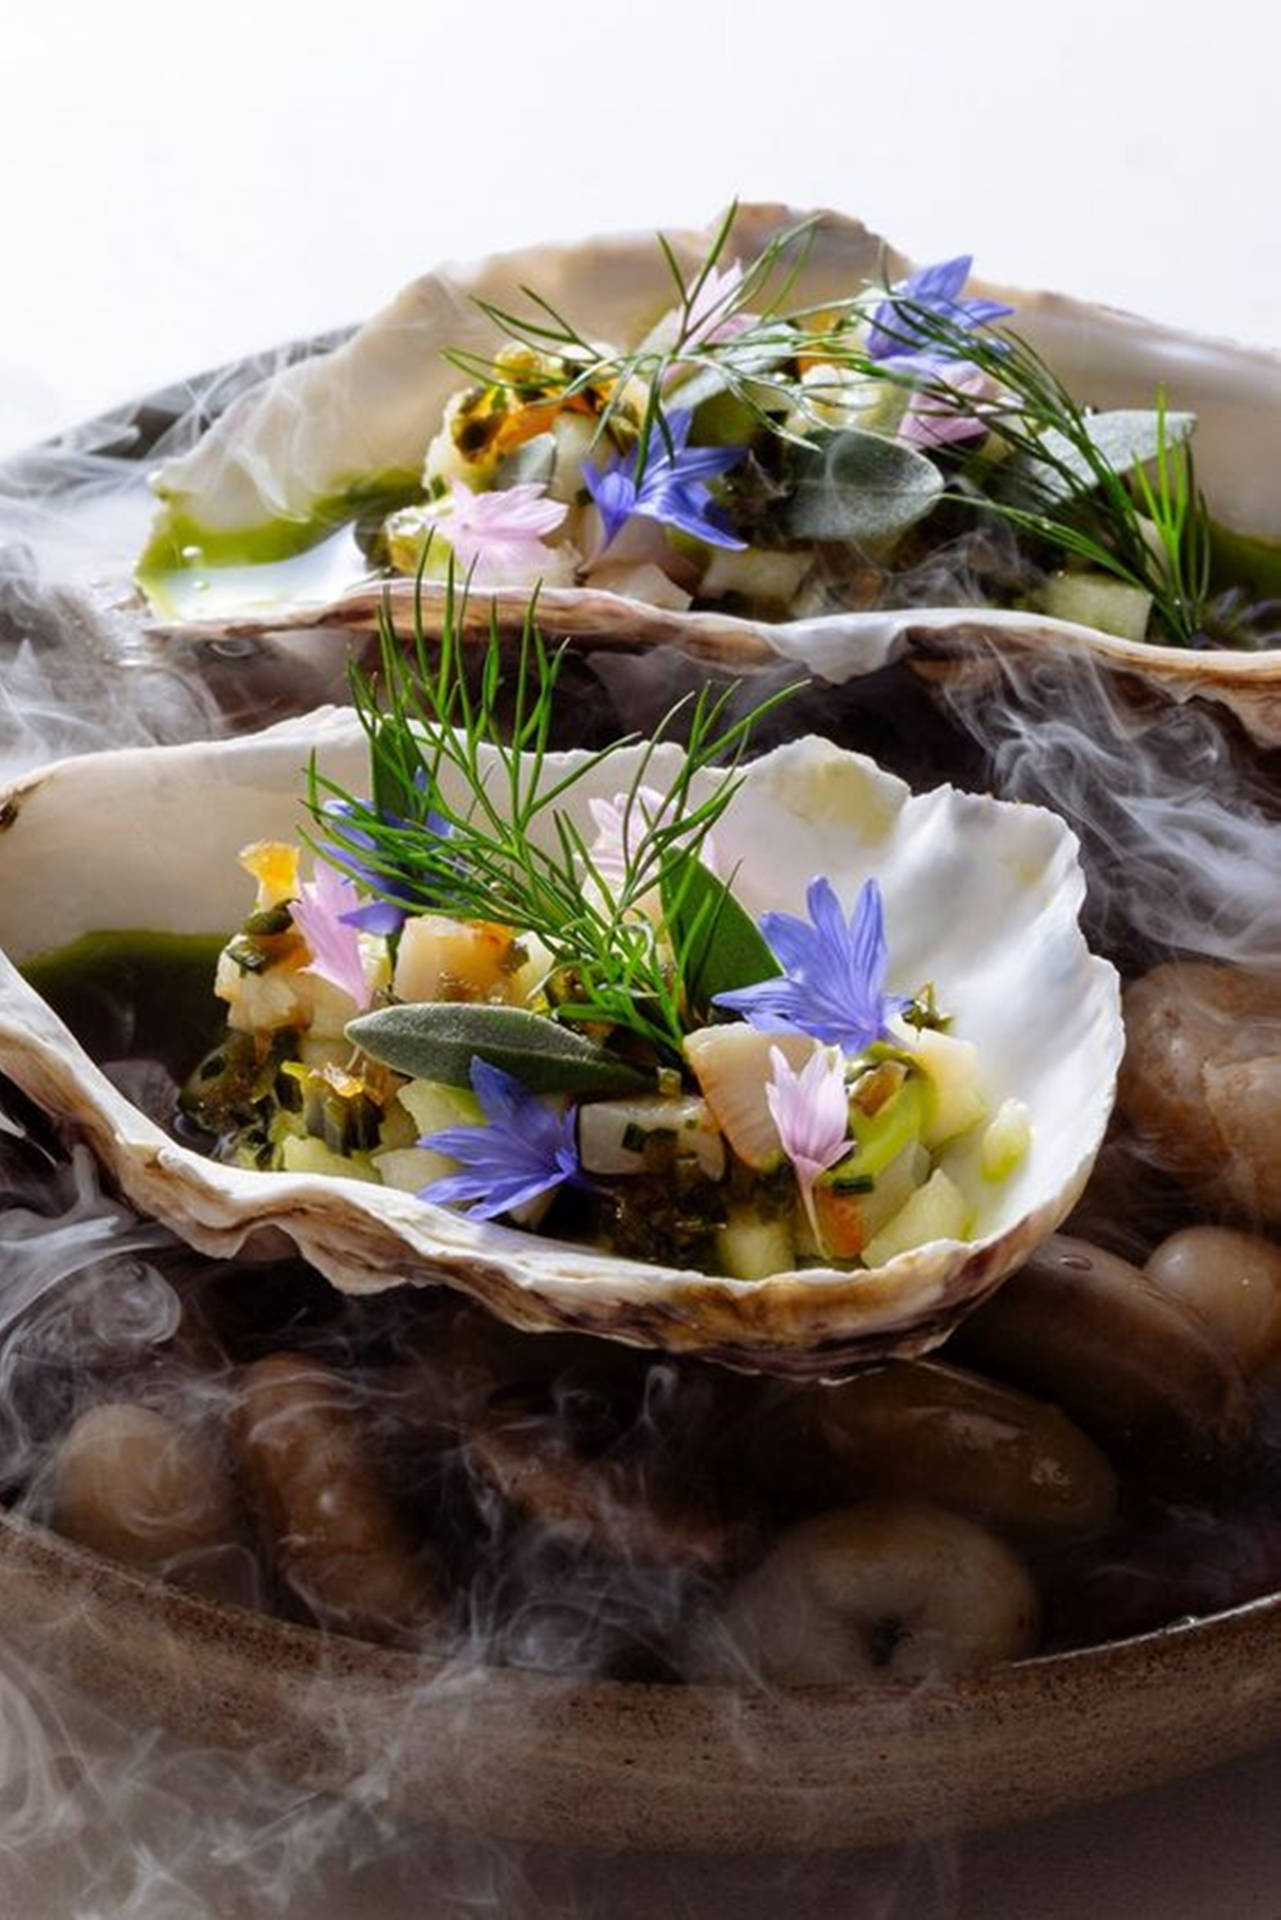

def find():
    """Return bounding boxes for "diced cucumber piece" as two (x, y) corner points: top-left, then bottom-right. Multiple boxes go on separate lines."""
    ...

(862, 1169), (970, 1266)
(217, 949), (305, 1034)
(395, 1078), (483, 1137)
(278, 1136), (379, 1183)
(377, 1098), (420, 1151)
(546, 413), (598, 503)
(296, 1063), (382, 1155)
(715, 1207), (795, 1281)
(980, 1099), (1033, 1180)
(508, 932), (555, 1006)
(1039, 571), (1153, 644)
(386, 507), (457, 579)
(373, 1145), (459, 1193)
(847, 1073), (927, 1176)
(297, 1035), (353, 1072)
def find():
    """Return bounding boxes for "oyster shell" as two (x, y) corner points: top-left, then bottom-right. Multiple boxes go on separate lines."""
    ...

(0, 711), (1121, 1377)
(137, 204), (1281, 745)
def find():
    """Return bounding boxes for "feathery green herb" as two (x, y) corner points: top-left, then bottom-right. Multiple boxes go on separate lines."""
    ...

(858, 303), (1215, 643)
(307, 565), (800, 1066)
(447, 205), (1218, 645)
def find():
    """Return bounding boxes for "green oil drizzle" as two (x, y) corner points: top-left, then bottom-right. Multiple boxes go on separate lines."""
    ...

(22, 931), (229, 1077)
(135, 468), (424, 604)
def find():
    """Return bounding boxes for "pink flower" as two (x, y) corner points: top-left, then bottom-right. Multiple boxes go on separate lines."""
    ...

(896, 367), (1002, 451)
(682, 262), (756, 350)
(418, 479), (567, 588)
(765, 1045), (849, 1246)
(587, 785), (720, 894)
(292, 862), (373, 1010)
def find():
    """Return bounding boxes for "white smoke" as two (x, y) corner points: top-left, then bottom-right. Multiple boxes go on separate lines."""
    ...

(1, 351), (1279, 1913)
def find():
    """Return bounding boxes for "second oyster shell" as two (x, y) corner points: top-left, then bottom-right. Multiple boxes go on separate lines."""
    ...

(137, 204), (1281, 747)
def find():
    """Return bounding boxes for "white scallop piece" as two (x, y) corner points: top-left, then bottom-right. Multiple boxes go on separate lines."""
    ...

(137, 203), (1281, 746)
(0, 709), (1122, 1377)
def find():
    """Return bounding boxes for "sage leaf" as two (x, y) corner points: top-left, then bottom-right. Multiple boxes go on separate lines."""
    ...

(1004, 409), (1196, 503)
(661, 853), (779, 1020)
(347, 1003), (654, 1095)
(783, 428), (944, 545)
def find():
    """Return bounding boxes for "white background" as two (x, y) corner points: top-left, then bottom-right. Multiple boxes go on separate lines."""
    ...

(2, 2), (1280, 1914)
(3, 0), (1281, 454)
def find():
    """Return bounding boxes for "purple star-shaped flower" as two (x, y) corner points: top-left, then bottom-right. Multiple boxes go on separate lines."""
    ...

(321, 795), (455, 939)
(866, 255), (1014, 368)
(416, 1058), (583, 1223)
(583, 409), (746, 551)
(712, 877), (911, 1054)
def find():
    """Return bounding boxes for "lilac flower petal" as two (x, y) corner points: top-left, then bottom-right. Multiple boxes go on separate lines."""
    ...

(906, 256), (973, 304)
(867, 255), (1015, 364)
(470, 1057), (530, 1132)
(753, 909), (821, 977)
(583, 463), (638, 545)
(680, 263), (753, 352)
(417, 476), (567, 585)
(415, 1057), (581, 1222)
(898, 392), (992, 451)
(765, 1045), (850, 1246)
(713, 877), (905, 1053)
(585, 407), (744, 552)
(650, 443), (742, 482)
(637, 489), (746, 550)
(340, 899), (407, 936)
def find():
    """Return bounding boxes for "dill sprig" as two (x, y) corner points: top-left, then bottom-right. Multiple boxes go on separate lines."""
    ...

(307, 566), (799, 1065)
(444, 200), (826, 476)
(445, 207), (1216, 645)
(851, 299), (1215, 644)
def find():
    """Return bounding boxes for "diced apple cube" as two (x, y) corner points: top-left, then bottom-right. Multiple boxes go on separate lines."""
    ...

(862, 1169), (970, 1267)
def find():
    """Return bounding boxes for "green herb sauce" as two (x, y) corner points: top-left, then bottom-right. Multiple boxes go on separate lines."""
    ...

(22, 931), (229, 1077)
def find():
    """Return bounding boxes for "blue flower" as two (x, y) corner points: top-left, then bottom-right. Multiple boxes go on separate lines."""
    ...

(321, 795), (455, 938)
(583, 409), (746, 550)
(417, 1058), (583, 1223)
(712, 877), (911, 1054)
(866, 255), (1014, 368)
